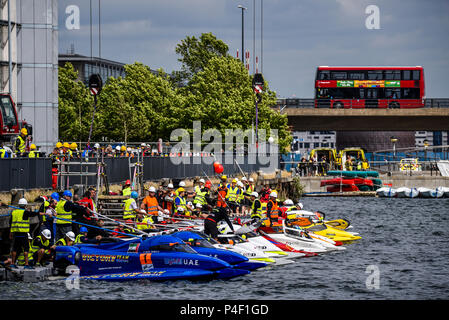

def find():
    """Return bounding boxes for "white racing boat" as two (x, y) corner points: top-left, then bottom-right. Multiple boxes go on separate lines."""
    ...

(214, 233), (298, 265)
(232, 224), (306, 259)
(217, 221), (305, 260)
(376, 187), (396, 197)
(396, 187), (419, 198)
(258, 222), (330, 254)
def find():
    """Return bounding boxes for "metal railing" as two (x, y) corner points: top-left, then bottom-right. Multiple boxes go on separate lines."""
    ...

(275, 98), (449, 109)
(282, 159), (443, 177)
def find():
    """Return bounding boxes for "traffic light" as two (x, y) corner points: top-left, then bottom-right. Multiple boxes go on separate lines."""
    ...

(252, 73), (264, 103)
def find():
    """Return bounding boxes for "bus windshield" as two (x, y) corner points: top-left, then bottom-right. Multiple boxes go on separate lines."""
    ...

(0, 96), (18, 127)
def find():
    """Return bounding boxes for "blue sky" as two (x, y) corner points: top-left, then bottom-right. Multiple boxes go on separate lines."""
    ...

(58, 0), (449, 98)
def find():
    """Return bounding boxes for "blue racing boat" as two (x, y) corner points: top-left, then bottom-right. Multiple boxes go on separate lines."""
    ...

(54, 235), (250, 282)
(171, 231), (268, 271)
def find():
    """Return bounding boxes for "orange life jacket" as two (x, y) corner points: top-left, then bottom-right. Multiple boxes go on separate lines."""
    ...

(143, 196), (159, 215)
(217, 187), (228, 208)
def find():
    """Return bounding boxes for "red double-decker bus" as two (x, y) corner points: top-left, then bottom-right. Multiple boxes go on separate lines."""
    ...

(314, 66), (425, 108)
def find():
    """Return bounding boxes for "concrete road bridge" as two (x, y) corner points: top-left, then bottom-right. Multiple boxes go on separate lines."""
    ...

(276, 98), (449, 131)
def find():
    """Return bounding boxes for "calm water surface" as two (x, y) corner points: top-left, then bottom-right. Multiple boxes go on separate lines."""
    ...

(1, 197), (449, 300)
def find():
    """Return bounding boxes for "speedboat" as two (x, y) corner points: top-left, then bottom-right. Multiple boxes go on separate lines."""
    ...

(301, 222), (361, 243)
(284, 209), (352, 231)
(396, 187), (419, 198)
(258, 222), (329, 253)
(221, 221), (311, 259)
(376, 187), (396, 198)
(172, 231), (268, 270)
(54, 235), (250, 281)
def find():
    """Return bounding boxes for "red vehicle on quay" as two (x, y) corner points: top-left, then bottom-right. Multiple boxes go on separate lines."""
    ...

(314, 66), (425, 108)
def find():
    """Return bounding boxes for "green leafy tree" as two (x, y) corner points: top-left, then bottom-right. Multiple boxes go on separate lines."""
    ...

(97, 63), (182, 142)
(178, 55), (292, 153)
(171, 32), (229, 86)
(58, 63), (94, 142)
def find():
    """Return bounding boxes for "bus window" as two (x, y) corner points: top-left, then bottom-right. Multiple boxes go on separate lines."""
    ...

(316, 88), (331, 98)
(384, 70), (401, 80)
(412, 70), (420, 80)
(366, 88), (378, 99)
(402, 70), (411, 80)
(359, 88), (365, 99)
(385, 88), (401, 99)
(328, 88), (344, 99)
(348, 72), (365, 80)
(318, 70), (330, 80)
(330, 71), (347, 80)
(402, 88), (419, 99)
(367, 70), (383, 80)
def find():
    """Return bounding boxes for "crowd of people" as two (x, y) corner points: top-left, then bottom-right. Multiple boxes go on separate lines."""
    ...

(294, 154), (367, 177)
(0, 128), (160, 160)
(294, 156), (333, 177)
(0, 174), (303, 271)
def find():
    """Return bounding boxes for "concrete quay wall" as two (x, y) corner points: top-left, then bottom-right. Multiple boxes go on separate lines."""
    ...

(298, 173), (449, 193)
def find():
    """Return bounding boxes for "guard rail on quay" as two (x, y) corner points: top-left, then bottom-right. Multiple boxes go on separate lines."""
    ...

(275, 98), (449, 108)
(0, 155), (273, 192)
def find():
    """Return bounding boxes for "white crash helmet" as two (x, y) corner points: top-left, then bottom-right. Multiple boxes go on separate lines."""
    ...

(167, 183), (174, 189)
(251, 192), (259, 198)
(18, 198), (28, 206)
(115, 146), (121, 151)
(179, 181), (186, 187)
(283, 199), (294, 206)
(248, 178), (254, 182)
(41, 229), (51, 239)
(148, 186), (156, 193)
(66, 231), (76, 241)
(94, 143), (100, 149)
(199, 179), (205, 184)
(269, 192), (277, 198)
(196, 203), (202, 209)
(237, 181), (244, 188)
(296, 202), (304, 209)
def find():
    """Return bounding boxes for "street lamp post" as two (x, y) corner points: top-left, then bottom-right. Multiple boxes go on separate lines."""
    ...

(423, 139), (429, 170)
(390, 137), (398, 158)
(238, 5), (247, 64)
(390, 136), (398, 170)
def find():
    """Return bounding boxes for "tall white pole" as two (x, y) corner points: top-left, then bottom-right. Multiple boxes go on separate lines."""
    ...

(8, 0), (12, 94)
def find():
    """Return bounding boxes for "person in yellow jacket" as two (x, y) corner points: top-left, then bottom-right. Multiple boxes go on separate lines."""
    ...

(62, 142), (72, 160)
(55, 231), (75, 246)
(249, 192), (264, 221)
(16, 233), (34, 266)
(55, 190), (90, 241)
(14, 128), (28, 157)
(28, 144), (39, 158)
(123, 191), (140, 220)
(70, 143), (81, 158)
(135, 210), (154, 231)
(8, 198), (40, 269)
(30, 229), (55, 266)
(226, 179), (241, 214)
(122, 180), (132, 196)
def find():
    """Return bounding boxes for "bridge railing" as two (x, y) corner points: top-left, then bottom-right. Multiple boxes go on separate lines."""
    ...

(276, 98), (449, 108)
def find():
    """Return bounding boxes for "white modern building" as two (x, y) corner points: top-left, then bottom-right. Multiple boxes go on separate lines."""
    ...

(0, 0), (58, 153)
(291, 131), (336, 158)
(415, 131), (448, 148)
